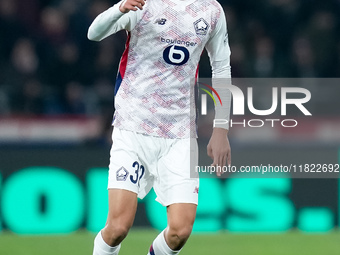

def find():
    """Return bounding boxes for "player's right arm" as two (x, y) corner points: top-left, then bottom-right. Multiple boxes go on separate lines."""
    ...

(87, 0), (145, 41)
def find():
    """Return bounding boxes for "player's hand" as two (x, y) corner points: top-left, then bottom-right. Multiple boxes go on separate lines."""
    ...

(119, 0), (145, 13)
(207, 128), (231, 177)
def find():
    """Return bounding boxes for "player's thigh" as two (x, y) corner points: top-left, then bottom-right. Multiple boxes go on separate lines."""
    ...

(167, 203), (197, 236)
(106, 189), (138, 229)
(155, 138), (199, 206)
(108, 128), (153, 199)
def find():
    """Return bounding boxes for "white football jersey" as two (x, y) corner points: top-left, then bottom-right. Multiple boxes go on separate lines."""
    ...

(88, 0), (231, 138)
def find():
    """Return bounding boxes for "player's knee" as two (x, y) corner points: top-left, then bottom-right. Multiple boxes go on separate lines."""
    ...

(168, 224), (193, 243)
(177, 225), (193, 241)
(104, 222), (130, 245)
(110, 223), (130, 239)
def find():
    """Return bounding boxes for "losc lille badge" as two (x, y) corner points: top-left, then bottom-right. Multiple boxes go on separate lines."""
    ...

(116, 167), (129, 181)
(194, 18), (209, 36)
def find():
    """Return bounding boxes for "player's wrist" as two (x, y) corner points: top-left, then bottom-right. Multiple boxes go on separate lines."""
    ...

(212, 127), (229, 137)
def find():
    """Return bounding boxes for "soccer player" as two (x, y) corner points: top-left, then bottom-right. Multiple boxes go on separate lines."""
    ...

(88, 0), (231, 254)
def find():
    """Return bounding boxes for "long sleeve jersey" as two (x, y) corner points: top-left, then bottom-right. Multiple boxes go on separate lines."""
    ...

(88, 0), (231, 138)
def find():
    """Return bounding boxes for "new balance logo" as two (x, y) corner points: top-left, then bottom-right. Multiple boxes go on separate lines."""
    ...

(155, 18), (167, 25)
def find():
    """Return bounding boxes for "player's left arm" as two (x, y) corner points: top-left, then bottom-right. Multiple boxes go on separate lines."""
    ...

(204, 7), (232, 176)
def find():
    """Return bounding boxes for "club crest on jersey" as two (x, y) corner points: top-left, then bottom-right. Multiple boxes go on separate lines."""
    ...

(116, 167), (129, 181)
(193, 18), (209, 36)
(155, 18), (167, 25)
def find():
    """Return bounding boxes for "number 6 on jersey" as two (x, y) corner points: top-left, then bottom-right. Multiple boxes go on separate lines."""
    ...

(163, 45), (190, 65)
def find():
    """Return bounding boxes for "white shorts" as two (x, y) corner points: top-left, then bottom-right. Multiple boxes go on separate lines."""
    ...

(108, 128), (199, 206)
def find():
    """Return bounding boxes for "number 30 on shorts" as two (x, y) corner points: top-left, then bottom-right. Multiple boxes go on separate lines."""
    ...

(130, 161), (145, 186)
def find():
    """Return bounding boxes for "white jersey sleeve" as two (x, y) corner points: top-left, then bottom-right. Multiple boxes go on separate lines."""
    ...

(87, 1), (144, 41)
(205, 8), (232, 130)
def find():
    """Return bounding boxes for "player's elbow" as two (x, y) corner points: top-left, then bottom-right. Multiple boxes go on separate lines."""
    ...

(87, 27), (102, 41)
(211, 59), (231, 78)
(212, 64), (231, 78)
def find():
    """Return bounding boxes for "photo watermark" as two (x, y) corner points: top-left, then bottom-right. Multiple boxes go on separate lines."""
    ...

(197, 79), (312, 128)
(191, 78), (340, 179)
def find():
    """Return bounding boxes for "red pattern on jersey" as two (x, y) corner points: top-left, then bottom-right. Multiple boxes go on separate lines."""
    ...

(119, 32), (131, 80)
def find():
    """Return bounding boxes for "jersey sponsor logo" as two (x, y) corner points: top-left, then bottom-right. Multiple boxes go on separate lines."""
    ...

(116, 167), (129, 181)
(193, 186), (199, 194)
(193, 18), (209, 36)
(155, 18), (167, 25)
(163, 45), (190, 66)
(160, 37), (197, 47)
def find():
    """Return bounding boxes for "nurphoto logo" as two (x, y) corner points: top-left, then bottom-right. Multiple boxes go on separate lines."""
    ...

(198, 79), (312, 128)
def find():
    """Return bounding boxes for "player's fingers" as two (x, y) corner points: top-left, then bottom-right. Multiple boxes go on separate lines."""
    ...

(136, 2), (144, 10)
(124, 1), (139, 11)
(227, 150), (231, 166)
(221, 154), (227, 168)
(212, 163), (221, 177)
(207, 145), (213, 159)
(124, 3), (138, 11)
(218, 156), (225, 176)
(211, 156), (217, 166)
(216, 166), (222, 177)
(131, 0), (144, 9)
(212, 157), (222, 177)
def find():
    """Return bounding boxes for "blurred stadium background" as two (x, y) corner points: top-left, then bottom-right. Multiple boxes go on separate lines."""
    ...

(0, 0), (340, 254)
